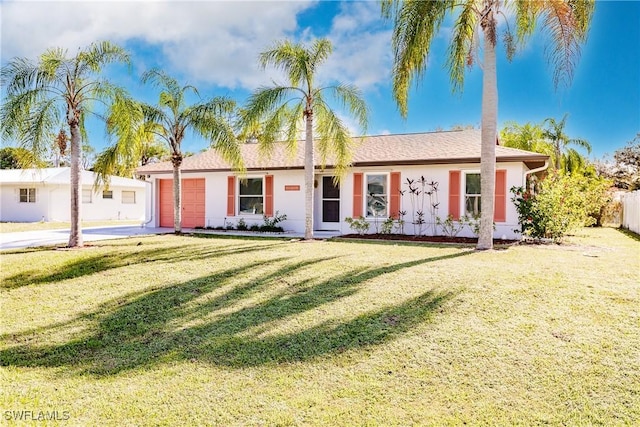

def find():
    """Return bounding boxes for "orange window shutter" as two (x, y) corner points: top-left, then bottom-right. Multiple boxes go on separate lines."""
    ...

(265, 175), (274, 217)
(494, 169), (507, 222)
(449, 170), (461, 220)
(390, 172), (401, 219)
(353, 173), (363, 217)
(227, 176), (235, 217)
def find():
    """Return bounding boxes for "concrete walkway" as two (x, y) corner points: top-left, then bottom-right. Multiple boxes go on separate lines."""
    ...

(0, 226), (341, 251)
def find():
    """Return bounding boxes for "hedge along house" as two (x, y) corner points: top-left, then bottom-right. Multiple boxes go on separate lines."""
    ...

(136, 129), (548, 239)
(0, 167), (146, 223)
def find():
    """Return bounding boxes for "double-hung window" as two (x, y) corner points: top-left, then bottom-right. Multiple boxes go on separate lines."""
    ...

(366, 174), (388, 217)
(19, 188), (36, 203)
(239, 178), (263, 215)
(464, 172), (481, 217)
(82, 189), (92, 204)
(103, 190), (113, 199)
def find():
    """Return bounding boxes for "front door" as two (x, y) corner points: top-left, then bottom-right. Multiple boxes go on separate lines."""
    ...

(319, 176), (340, 230)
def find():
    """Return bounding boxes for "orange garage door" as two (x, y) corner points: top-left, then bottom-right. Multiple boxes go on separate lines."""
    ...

(159, 178), (205, 228)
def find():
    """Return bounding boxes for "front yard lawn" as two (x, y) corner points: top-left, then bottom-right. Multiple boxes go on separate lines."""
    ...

(1, 228), (638, 425)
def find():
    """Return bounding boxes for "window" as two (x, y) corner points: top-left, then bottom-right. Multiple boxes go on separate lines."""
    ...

(103, 190), (113, 199)
(366, 174), (387, 217)
(19, 188), (36, 203)
(239, 178), (263, 214)
(82, 189), (92, 204)
(464, 173), (481, 217)
(122, 191), (136, 204)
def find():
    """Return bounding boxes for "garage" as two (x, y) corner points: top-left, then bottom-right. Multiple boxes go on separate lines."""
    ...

(159, 178), (205, 228)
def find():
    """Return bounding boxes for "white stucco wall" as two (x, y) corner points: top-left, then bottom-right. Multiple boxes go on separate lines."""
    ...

(0, 183), (145, 222)
(0, 184), (50, 222)
(147, 161), (532, 239)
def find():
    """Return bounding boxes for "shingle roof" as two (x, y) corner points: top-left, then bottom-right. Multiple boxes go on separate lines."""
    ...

(0, 167), (146, 188)
(137, 129), (549, 174)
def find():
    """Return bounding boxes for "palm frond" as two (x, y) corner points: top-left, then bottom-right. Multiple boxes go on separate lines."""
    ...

(141, 68), (184, 110)
(79, 41), (131, 74)
(446, 1), (478, 90)
(541, 0), (595, 88)
(568, 137), (592, 154)
(24, 98), (61, 157)
(388, 0), (452, 117)
(239, 86), (302, 140)
(313, 95), (355, 179)
(260, 40), (307, 87)
(323, 83), (369, 135)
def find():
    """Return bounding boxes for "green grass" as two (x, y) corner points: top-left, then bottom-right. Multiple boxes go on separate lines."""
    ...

(0, 220), (140, 233)
(1, 228), (638, 425)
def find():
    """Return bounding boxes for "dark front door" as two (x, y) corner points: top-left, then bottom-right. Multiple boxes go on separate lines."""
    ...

(322, 176), (340, 223)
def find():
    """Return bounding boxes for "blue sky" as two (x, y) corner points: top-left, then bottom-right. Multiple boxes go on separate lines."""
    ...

(1, 0), (638, 160)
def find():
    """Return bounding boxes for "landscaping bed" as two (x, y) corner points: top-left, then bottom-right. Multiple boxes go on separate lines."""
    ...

(338, 233), (519, 244)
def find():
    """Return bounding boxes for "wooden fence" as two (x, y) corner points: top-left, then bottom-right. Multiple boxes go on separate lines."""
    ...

(621, 190), (640, 234)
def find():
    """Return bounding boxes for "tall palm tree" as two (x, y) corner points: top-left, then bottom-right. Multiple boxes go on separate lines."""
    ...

(240, 38), (368, 240)
(543, 113), (591, 172)
(107, 69), (243, 233)
(0, 41), (130, 247)
(382, 0), (594, 249)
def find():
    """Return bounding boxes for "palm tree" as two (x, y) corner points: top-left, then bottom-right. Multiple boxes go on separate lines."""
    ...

(94, 117), (169, 184)
(543, 113), (591, 172)
(107, 69), (243, 233)
(0, 41), (130, 247)
(382, 1), (594, 249)
(500, 121), (549, 153)
(240, 38), (368, 240)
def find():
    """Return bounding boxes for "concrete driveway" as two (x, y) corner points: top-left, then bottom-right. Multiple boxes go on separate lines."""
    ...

(0, 225), (172, 251)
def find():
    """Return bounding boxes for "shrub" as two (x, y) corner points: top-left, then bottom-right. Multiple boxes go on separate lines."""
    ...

(261, 211), (287, 232)
(236, 218), (248, 231)
(511, 171), (612, 242)
(380, 217), (394, 234)
(436, 215), (468, 237)
(345, 216), (370, 235)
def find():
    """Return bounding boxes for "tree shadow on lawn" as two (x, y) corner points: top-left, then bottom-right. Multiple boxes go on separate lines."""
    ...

(1, 240), (286, 290)
(0, 251), (472, 374)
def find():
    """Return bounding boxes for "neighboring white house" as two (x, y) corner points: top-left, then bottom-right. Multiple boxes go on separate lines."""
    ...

(0, 168), (147, 222)
(137, 129), (549, 239)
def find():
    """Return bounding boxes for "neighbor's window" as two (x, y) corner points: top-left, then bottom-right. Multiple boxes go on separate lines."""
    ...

(465, 172), (481, 217)
(239, 178), (263, 214)
(103, 190), (113, 199)
(122, 191), (136, 204)
(82, 189), (92, 204)
(366, 174), (387, 217)
(19, 188), (36, 203)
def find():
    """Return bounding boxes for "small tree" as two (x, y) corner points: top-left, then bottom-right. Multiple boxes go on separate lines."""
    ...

(1, 41), (130, 247)
(103, 69), (243, 233)
(239, 38), (368, 240)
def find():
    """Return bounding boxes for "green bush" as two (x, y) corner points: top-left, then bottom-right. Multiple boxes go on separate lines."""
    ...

(511, 171), (611, 242)
(345, 216), (370, 235)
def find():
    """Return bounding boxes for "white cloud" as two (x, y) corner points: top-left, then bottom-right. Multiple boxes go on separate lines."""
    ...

(1, 0), (315, 88)
(318, 2), (392, 90)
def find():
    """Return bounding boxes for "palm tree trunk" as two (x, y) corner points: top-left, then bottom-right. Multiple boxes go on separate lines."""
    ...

(172, 160), (182, 233)
(68, 122), (83, 247)
(477, 25), (498, 251)
(304, 111), (314, 240)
